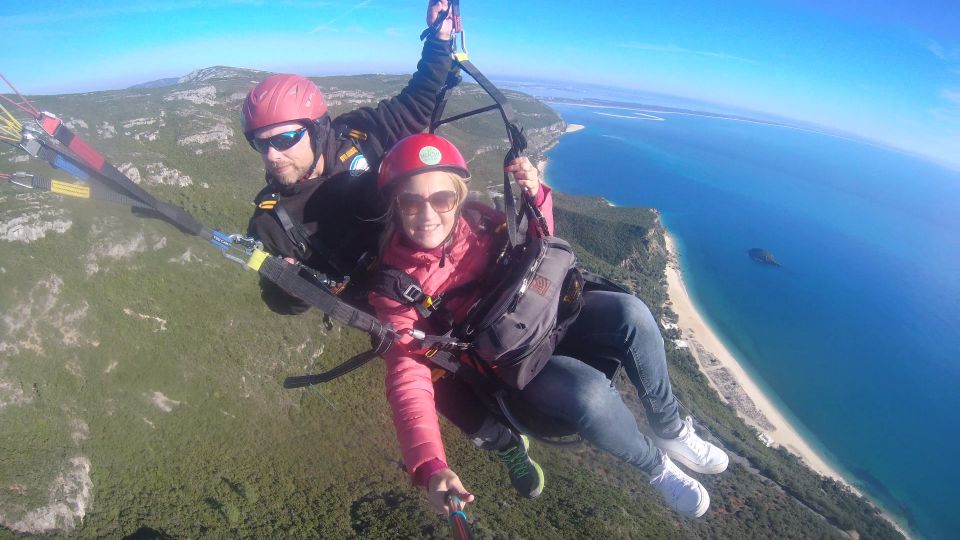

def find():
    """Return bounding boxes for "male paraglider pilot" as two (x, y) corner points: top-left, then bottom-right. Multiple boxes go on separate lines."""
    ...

(244, 0), (457, 315)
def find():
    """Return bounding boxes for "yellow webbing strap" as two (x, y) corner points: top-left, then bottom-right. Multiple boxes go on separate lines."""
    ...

(453, 52), (469, 62)
(0, 101), (23, 143)
(50, 179), (91, 199)
(246, 248), (269, 271)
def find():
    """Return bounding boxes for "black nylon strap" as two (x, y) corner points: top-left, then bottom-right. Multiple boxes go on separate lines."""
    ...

(273, 203), (310, 256)
(436, 59), (528, 247)
(272, 198), (353, 275)
(17, 173), (155, 210)
(44, 124), (208, 238)
(372, 267), (426, 304)
(283, 332), (393, 388)
(257, 256), (389, 336)
(429, 68), (462, 134)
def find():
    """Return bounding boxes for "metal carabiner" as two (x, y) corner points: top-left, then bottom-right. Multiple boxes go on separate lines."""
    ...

(210, 231), (265, 268)
(228, 233), (262, 251)
(7, 172), (35, 190)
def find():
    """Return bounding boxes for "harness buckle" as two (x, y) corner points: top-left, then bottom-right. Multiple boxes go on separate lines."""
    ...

(401, 284), (423, 303)
(19, 137), (41, 159)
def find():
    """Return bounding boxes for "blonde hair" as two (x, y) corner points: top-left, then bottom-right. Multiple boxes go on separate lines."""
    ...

(377, 172), (469, 260)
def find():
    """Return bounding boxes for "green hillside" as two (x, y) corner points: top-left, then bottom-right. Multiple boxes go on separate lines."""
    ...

(0, 69), (899, 539)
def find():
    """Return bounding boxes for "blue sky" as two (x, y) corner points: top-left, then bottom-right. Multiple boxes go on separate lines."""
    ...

(1, 0), (958, 170)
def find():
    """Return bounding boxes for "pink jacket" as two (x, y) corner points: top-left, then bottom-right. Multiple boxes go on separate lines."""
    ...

(369, 187), (554, 486)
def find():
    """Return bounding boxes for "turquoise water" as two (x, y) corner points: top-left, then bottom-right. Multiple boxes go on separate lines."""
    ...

(545, 103), (960, 539)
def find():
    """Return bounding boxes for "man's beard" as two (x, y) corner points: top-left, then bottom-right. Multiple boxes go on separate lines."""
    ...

(269, 160), (310, 186)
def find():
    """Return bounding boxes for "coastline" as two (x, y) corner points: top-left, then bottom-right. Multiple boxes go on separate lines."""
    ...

(540, 110), (912, 539)
(661, 232), (855, 486)
(537, 124), (584, 179)
(663, 230), (911, 538)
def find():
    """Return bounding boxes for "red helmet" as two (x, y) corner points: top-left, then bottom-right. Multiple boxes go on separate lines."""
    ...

(378, 133), (470, 191)
(241, 74), (328, 135)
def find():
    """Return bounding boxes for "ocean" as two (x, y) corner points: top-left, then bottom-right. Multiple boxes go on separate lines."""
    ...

(542, 101), (960, 539)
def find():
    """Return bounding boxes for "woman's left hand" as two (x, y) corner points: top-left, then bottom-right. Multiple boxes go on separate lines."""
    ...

(506, 156), (540, 198)
(427, 468), (474, 515)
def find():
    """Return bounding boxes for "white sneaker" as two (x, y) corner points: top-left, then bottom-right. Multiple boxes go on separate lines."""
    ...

(648, 455), (710, 518)
(654, 416), (729, 474)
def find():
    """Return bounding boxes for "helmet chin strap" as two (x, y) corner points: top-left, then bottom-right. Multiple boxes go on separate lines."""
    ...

(304, 137), (323, 181)
(308, 115), (333, 179)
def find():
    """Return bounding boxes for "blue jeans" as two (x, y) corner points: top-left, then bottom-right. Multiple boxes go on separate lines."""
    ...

(518, 291), (682, 473)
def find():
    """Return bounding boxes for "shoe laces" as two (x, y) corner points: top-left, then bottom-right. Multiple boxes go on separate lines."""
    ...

(677, 416), (710, 460)
(497, 444), (531, 479)
(650, 459), (698, 504)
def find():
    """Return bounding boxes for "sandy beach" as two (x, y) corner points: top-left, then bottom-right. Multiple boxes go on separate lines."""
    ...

(662, 232), (857, 489)
(663, 232), (918, 538)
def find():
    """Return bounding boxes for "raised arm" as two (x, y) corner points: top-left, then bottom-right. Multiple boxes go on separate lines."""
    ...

(335, 1), (456, 154)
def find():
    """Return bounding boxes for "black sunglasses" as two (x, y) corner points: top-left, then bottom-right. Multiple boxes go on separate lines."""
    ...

(249, 127), (308, 153)
(396, 190), (459, 215)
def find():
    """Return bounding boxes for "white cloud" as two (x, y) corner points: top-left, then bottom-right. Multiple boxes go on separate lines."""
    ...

(942, 89), (960, 105)
(927, 41), (960, 62)
(311, 0), (374, 32)
(617, 42), (759, 65)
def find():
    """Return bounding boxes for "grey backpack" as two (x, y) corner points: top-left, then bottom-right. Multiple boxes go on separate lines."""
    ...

(455, 234), (583, 389)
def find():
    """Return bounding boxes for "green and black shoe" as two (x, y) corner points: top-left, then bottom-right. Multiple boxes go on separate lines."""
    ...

(496, 434), (545, 499)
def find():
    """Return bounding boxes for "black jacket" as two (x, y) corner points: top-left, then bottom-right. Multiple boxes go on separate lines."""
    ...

(247, 36), (454, 314)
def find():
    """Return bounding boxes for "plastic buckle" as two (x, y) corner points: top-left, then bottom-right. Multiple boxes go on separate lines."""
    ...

(401, 284), (422, 303)
(425, 346), (439, 358)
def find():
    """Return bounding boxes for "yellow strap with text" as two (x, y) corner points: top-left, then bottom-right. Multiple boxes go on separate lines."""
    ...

(50, 179), (91, 199)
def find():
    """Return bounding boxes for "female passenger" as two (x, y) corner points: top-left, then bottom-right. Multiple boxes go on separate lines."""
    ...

(370, 133), (728, 519)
